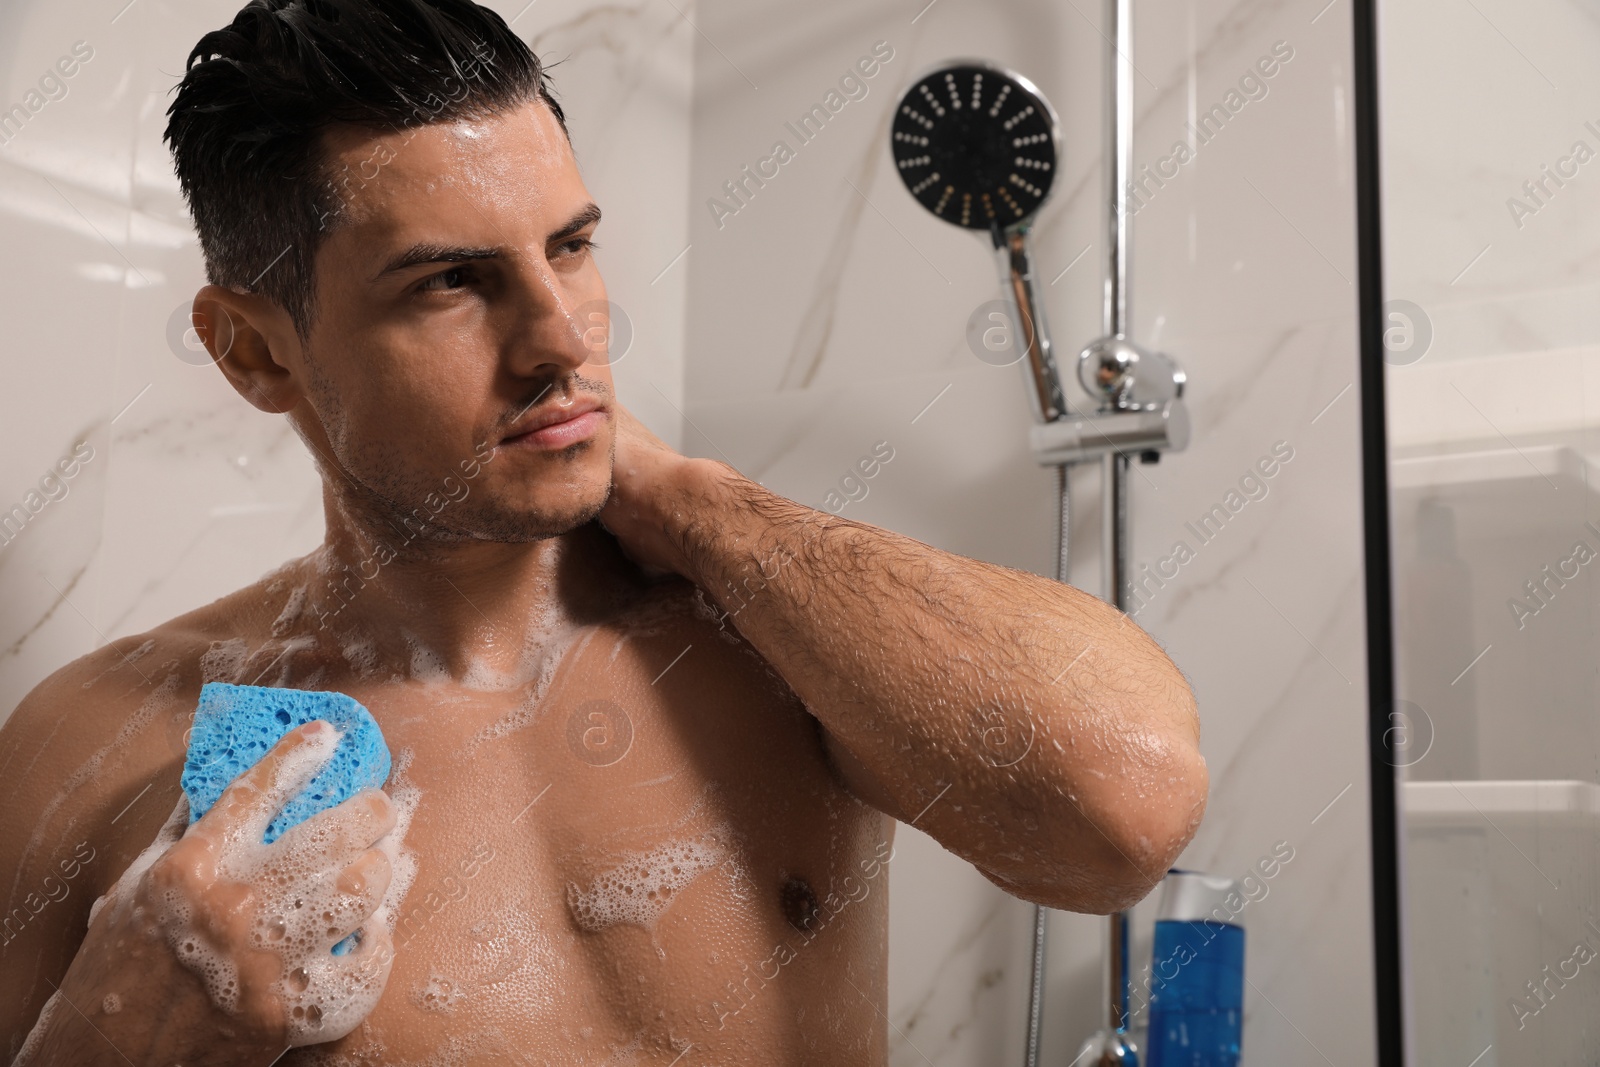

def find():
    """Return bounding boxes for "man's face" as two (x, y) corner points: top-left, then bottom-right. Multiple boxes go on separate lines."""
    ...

(296, 100), (615, 543)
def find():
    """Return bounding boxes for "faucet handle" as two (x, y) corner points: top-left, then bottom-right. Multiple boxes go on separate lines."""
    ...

(1078, 336), (1185, 412)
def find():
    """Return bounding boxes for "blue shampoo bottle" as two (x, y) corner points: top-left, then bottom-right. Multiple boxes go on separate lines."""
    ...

(1145, 871), (1244, 1067)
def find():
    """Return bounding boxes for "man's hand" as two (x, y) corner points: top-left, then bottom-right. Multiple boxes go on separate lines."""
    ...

(599, 403), (708, 579)
(17, 722), (400, 1066)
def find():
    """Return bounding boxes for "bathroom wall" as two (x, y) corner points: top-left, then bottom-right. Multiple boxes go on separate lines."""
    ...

(0, 0), (694, 710)
(680, 0), (1377, 1063)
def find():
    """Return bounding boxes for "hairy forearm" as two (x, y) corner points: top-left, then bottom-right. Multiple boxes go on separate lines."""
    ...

(666, 461), (1208, 911)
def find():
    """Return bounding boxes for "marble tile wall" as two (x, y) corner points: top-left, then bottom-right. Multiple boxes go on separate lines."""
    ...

(681, 0), (1378, 1063)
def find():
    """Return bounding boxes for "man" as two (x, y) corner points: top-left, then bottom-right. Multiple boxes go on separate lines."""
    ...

(0, 0), (1207, 1062)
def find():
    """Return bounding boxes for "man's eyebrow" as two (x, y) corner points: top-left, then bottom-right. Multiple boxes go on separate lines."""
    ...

(552, 203), (603, 240)
(372, 205), (601, 280)
(375, 244), (501, 279)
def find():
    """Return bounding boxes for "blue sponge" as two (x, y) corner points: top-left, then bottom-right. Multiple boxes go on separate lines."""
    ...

(182, 682), (391, 846)
(182, 684), (391, 956)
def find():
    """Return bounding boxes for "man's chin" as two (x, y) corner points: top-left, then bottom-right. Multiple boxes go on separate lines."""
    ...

(462, 494), (610, 544)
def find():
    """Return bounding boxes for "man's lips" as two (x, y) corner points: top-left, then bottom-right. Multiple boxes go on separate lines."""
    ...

(500, 397), (607, 450)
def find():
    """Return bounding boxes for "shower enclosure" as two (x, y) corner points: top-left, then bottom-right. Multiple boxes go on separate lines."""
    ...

(1374, 0), (1600, 1062)
(1, 0), (1588, 1062)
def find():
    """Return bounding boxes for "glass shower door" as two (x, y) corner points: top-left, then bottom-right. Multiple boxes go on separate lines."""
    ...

(1380, 0), (1600, 1062)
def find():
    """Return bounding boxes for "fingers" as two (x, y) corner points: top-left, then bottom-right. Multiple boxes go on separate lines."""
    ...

(156, 792), (192, 845)
(198, 720), (341, 845)
(317, 849), (392, 956)
(267, 788), (397, 873)
(337, 848), (393, 911)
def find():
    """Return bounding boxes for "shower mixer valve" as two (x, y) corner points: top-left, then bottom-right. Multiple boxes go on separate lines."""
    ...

(1027, 336), (1190, 468)
(1079, 335), (1184, 412)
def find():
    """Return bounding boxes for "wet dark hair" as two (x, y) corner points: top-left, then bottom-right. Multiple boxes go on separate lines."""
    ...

(164, 0), (565, 337)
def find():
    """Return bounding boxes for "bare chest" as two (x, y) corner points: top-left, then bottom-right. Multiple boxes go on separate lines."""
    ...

(284, 652), (891, 1064)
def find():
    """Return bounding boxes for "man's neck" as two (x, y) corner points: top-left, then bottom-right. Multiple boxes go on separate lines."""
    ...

(299, 498), (641, 684)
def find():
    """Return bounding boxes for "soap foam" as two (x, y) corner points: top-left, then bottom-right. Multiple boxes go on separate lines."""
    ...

(461, 630), (591, 753)
(601, 1033), (643, 1064)
(200, 638), (250, 684)
(414, 972), (466, 1013)
(373, 747), (421, 941)
(247, 634), (319, 688)
(11, 989), (63, 1064)
(339, 632), (380, 677)
(403, 633), (451, 683)
(459, 654), (517, 692)
(566, 834), (728, 932)
(272, 585), (309, 636)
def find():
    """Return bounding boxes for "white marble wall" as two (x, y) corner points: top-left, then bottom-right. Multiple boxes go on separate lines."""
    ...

(681, 0), (1377, 1063)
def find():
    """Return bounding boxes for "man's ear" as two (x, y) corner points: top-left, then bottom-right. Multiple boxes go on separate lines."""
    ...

(189, 285), (305, 415)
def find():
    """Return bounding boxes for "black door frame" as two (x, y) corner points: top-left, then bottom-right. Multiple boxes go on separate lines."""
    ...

(1351, 0), (1405, 1062)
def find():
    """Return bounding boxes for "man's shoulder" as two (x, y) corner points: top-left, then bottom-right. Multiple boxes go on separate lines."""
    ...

(0, 571), (305, 1047)
(0, 569), (298, 887)
(603, 578), (799, 699)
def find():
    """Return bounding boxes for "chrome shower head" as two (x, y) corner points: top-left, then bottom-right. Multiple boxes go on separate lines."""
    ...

(890, 63), (1060, 237)
(891, 62), (1068, 422)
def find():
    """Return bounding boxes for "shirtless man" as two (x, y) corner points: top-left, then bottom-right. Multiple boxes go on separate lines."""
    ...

(0, 1), (1207, 1063)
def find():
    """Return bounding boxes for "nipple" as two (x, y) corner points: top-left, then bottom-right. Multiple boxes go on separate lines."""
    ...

(780, 876), (821, 933)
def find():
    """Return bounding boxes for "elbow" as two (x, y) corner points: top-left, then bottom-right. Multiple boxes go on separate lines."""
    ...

(1102, 665), (1208, 899)
(1004, 720), (1210, 915)
(1110, 737), (1210, 909)
(969, 666), (1208, 914)
(1096, 730), (1210, 912)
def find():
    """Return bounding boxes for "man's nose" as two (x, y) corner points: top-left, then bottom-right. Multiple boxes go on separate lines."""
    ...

(502, 263), (595, 377)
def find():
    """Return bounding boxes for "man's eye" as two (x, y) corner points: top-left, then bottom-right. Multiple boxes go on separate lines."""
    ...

(419, 267), (470, 292)
(556, 236), (595, 258)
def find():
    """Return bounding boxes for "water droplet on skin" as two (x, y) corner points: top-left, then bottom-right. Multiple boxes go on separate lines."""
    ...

(289, 967), (310, 992)
(266, 916), (287, 941)
(305, 1004), (323, 1029)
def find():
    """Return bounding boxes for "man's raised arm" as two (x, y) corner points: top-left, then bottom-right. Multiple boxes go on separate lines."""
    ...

(600, 409), (1208, 914)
